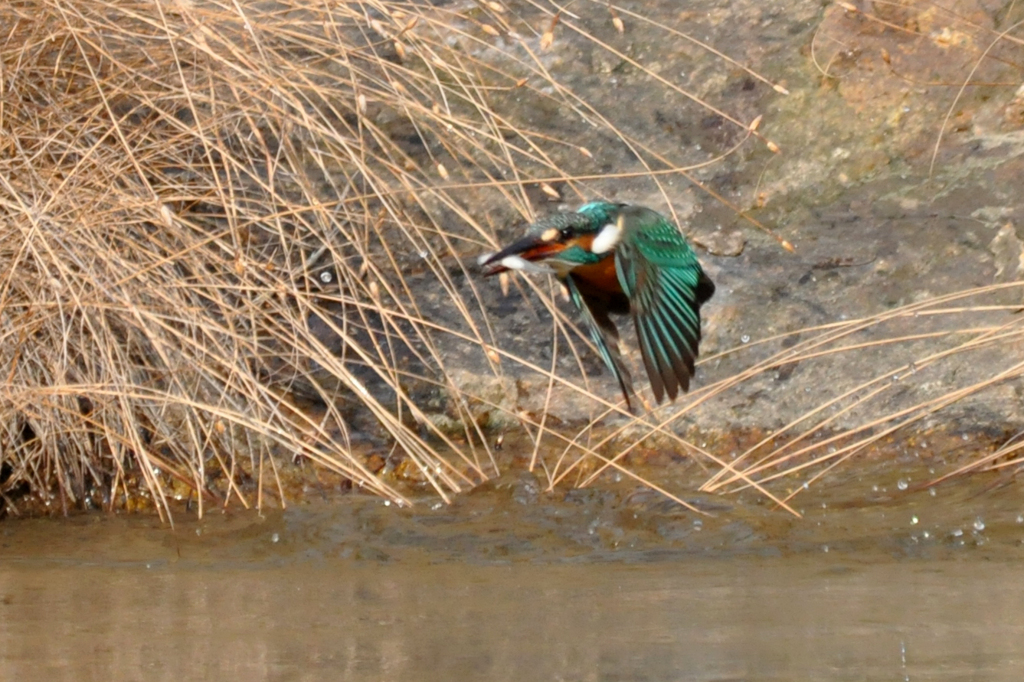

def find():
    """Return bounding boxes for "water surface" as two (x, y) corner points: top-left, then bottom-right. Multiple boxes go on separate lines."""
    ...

(3, 480), (1024, 681)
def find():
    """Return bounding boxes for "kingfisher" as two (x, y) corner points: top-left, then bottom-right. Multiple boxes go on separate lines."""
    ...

(478, 201), (715, 409)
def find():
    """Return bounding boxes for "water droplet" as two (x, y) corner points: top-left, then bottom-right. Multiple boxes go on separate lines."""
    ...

(271, 533), (280, 543)
(897, 479), (908, 491)
(741, 334), (750, 343)
(872, 485), (879, 492)
(973, 518), (985, 532)
(384, 500), (391, 506)
(929, 488), (936, 497)
(922, 530), (930, 539)
(822, 545), (829, 553)
(319, 271), (333, 283)
(961, 433), (970, 441)
(911, 515), (919, 525)
(693, 519), (703, 528)
(951, 528), (963, 537)
(1017, 514), (1024, 524)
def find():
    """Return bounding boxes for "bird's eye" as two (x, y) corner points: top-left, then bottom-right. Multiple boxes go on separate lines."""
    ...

(560, 227), (573, 240)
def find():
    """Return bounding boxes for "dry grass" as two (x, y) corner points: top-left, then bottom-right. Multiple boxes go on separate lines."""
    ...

(0, 0), (777, 519)
(549, 283), (1024, 513)
(1, 0), (1021, 520)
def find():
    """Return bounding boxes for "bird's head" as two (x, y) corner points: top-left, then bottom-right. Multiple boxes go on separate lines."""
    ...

(478, 202), (626, 277)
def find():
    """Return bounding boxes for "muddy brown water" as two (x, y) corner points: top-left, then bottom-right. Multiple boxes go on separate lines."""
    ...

(3, 464), (1024, 682)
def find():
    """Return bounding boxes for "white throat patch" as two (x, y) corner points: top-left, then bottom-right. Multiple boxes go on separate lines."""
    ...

(590, 221), (623, 255)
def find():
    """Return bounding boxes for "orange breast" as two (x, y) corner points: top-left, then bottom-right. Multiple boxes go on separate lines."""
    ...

(570, 255), (622, 295)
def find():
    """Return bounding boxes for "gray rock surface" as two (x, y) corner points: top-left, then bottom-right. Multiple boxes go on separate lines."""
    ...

(310, 0), (1024, 439)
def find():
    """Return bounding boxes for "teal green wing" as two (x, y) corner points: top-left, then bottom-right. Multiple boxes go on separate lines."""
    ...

(564, 275), (635, 410)
(614, 211), (714, 403)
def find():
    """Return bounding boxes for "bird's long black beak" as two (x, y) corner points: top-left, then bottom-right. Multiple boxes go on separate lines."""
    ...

(477, 233), (563, 276)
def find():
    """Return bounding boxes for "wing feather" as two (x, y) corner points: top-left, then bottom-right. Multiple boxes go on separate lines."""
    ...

(565, 275), (635, 410)
(614, 209), (714, 403)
